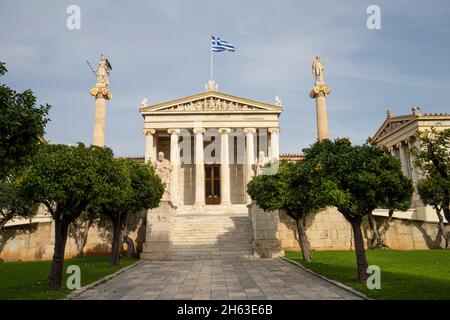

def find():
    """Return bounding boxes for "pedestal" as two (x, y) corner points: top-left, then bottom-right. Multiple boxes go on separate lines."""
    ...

(141, 201), (177, 260)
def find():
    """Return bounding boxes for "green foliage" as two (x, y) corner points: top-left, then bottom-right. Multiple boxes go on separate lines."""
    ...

(302, 138), (413, 218)
(18, 143), (127, 219)
(417, 177), (445, 210)
(412, 128), (450, 187)
(247, 159), (339, 220)
(0, 62), (50, 178)
(0, 173), (38, 230)
(97, 158), (164, 222)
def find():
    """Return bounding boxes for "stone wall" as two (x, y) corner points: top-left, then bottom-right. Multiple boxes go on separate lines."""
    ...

(0, 212), (147, 262)
(278, 207), (447, 251)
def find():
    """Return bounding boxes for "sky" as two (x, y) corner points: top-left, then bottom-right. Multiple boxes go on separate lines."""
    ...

(1, 0), (450, 157)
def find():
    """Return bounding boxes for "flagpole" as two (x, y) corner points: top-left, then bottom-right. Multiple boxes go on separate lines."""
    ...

(210, 42), (213, 80)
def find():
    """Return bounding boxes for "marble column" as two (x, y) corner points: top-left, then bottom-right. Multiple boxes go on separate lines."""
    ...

(143, 128), (156, 164)
(309, 84), (331, 140)
(90, 85), (112, 147)
(244, 128), (256, 203)
(219, 128), (231, 205)
(193, 128), (206, 206)
(168, 128), (180, 206)
(268, 128), (280, 160)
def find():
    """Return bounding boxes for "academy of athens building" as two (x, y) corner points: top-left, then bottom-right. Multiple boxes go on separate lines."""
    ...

(1, 76), (449, 261)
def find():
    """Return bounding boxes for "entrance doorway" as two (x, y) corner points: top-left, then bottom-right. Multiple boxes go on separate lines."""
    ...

(205, 164), (220, 204)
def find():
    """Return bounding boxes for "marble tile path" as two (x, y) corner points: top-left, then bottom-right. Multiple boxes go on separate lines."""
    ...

(72, 258), (362, 300)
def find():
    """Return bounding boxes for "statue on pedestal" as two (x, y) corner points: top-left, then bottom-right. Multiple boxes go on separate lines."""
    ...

(154, 152), (172, 201)
(95, 54), (112, 87)
(312, 55), (325, 84)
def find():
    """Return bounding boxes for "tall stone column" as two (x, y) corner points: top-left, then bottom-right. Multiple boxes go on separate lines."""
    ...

(143, 128), (156, 164)
(244, 128), (256, 203)
(168, 128), (180, 206)
(90, 85), (112, 146)
(219, 128), (231, 205)
(194, 128), (206, 206)
(268, 128), (280, 160)
(310, 84), (331, 140)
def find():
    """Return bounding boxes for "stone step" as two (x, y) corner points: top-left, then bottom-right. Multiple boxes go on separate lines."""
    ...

(169, 250), (254, 259)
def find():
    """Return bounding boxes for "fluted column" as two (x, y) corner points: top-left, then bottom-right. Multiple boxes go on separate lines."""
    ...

(219, 128), (231, 205)
(244, 128), (256, 203)
(268, 128), (280, 160)
(168, 128), (180, 205)
(143, 128), (156, 164)
(194, 128), (206, 206)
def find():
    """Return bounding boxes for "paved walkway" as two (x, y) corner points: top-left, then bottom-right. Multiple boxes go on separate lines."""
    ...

(72, 258), (362, 300)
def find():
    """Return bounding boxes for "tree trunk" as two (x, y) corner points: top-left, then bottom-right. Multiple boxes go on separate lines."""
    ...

(368, 210), (393, 249)
(110, 214), (121, 267)
(349, 216), (369, 283)
(48, 218), (69, 291)
(0, 211), (15, 233)
(295, 216), (311, 262)
(435, 207), (449, 249)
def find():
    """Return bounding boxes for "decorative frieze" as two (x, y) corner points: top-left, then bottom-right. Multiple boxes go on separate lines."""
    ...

(163, 98), (258, 112)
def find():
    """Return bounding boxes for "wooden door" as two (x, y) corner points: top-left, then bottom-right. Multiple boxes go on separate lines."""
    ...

(205, 164), (220, 204)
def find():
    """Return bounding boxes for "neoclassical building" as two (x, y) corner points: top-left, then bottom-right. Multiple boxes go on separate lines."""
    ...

(372, 107), (450, 222)
(139, 81), (285, 260)
(140, 80), (281, 208)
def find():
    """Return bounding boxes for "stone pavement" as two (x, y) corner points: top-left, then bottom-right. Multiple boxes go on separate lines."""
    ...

(72, 258), (363, 300)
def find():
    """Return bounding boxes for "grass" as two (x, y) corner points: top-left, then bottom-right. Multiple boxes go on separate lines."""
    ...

(285, 249), (450, 300)
(0, 256), (137, 300)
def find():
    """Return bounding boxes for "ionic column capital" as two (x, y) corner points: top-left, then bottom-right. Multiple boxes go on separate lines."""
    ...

(142, 128), (156, 135)
(268, 127), (280, 134)
(243, 128), (256, 134)
(218, 127), (232, 134)
(167, 128), (181, 135)
(193, 127), (206, 134)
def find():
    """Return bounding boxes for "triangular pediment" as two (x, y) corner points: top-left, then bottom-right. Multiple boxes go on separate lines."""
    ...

(373, 115), (416, 141)
(139, 91), (282, 114)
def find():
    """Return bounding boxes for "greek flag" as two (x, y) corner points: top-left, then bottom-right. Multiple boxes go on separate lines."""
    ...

(211, 36), (236, 52)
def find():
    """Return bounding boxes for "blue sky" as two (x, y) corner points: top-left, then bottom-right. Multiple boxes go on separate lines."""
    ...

(1, 0), (449, 156)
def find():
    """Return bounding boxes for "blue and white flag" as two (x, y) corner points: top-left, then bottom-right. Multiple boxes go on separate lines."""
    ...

(211, 36), (236, 52)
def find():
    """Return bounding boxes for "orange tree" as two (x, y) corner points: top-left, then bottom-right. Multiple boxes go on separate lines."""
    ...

(247, 159), (341, 261)
(303, 138), (412, 282)
(18, 143), (128, 290)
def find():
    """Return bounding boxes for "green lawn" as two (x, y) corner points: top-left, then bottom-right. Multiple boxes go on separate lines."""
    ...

(0, 256), (137, 300)
(285, 250), (450, 300)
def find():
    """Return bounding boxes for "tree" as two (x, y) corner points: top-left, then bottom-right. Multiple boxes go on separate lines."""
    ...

(247, 160), (341, 261)
(303, 139), (413, 282)
(99, 159), (163, 267)
(417, 177), (449, 249)
(18, 143), (127, 290)
(0, 62), (50, 179)
(412, 128), (450, 225)
(0, 172), (38, 232)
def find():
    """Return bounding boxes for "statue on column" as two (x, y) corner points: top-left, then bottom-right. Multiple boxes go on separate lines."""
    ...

(154, 152), (172, 201)
(95, 54), (112, 87)
(312, 55), (325, 83)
